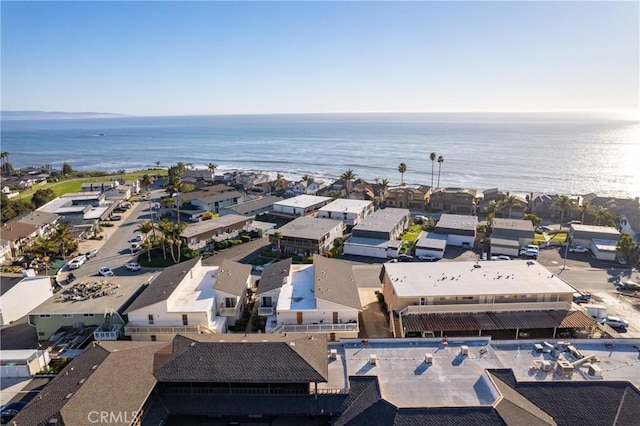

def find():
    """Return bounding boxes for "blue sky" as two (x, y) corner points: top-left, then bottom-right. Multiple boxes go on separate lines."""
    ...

(1, 1), (638, 116)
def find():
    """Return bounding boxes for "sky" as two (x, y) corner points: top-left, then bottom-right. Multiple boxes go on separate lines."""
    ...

(1, 1), (639, 116)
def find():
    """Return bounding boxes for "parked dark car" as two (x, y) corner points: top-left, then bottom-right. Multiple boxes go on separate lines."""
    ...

(397, 254), (414, 262)
(572, 292), (591, 304)
(110, 215), (122, 221)
(1, 401), (27, 423)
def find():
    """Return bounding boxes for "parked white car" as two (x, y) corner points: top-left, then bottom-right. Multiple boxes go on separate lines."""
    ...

(125, 262), (141, 271)
(98, 266), (114, 277)
(600, 316), (628, 329)
(491, 255), (512, 261)
(417, 255), (437, 261)
(569, 246), (589, 253)
(68, 255), (87, 269)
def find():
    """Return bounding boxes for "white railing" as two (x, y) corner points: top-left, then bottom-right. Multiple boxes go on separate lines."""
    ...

(219, 306), (239, 316)
(93, 331), (118, 341)
(125, 325), (204, 334)
(276, 323), (359, 333)
(401, 301), (572, 316)
(258, 306), (275, 316)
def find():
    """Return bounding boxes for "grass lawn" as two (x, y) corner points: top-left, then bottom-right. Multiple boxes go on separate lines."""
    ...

(17, 168), (168, 203)
(533, 233), (547, 244)
(550, 232), (568, 243)
(137, 250), (195, 268)
(401, 224), (423, 242)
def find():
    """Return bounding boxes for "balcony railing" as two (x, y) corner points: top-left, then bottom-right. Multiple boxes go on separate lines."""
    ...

(93, 331), (118, 341)
(124, 324), (209, 334)
(400, 301), (572, 316)
(271, 323), (359, 333)
(258, 306), (275, 316)
(219, 304), (240, 317)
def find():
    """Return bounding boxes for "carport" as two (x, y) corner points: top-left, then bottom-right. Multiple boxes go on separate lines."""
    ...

(400, 310), (596, 339)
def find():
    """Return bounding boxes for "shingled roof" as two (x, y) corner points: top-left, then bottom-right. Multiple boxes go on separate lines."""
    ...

(257, 257), (293, 294)
(214, 259), (251, 296)
(488, 369), (640, 426)
(313, 255), (362, 310)
(11, 341), (164, 426)
(153, 333), (328, 383)
(125, 257), (201, 313)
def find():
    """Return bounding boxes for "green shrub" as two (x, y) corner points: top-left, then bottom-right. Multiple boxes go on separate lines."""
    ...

(302, 256), (314, 264)
(241, 235), (252, 243)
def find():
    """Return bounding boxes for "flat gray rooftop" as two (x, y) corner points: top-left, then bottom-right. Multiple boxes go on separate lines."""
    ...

(323, 338), (640, 408)
(352, 208), (409, 233)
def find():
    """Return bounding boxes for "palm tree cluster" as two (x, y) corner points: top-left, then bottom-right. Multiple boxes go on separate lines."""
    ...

(0, 152), (10, 176)
(28, 222), (77, 260)
(428, 153), (445, 190)
(340, 169), (356, 198)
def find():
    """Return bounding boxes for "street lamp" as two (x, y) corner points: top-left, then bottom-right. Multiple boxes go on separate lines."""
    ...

(561, 235), (572, 271)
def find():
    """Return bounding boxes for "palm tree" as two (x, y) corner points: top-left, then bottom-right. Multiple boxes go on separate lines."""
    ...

(164, 221), (187, 263)
(594, 206), (617, 227)
(29, 237), (58, 261)
(155, 161), (161, 170)
(52, 223), (73, 258)
(436, 156), (444, 188)
(273, 231), (283, 258)
(138, 221), (154, 262)
(578, 201), (594, 224)
(398, 163), (407, 186)
(552, 195), (576, 228)
(429, 152), (436, 190)
(380, 178), (390, 206)
(158, 218), (174, 260)
(207, 163), (217, 181)
(340, 169), (356, 198)
(140, 174), (156, 238)
(502, 196), (520, 219)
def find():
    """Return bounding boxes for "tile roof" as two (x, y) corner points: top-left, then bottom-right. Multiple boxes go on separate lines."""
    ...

(153, 333), (328, 383)
(1, 221), (39, 240)
(125, 257), (201, 313)
(402, 311), (596, 332)
(314, 255), (362, 310)
(214, 259), (251, 296)
(14, 210), (59, 227)
(488, 371), (556, 425)
(257, 257), (293, 294)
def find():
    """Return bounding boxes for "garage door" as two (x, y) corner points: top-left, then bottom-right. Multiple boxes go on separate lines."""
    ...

(344, 244), (387, 258)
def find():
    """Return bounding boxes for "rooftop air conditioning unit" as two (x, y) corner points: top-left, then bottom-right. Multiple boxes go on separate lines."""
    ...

(369, 354), (378, 366)
(329, 349), (338, 360)
(540, 361), (553, 372)
(460, 345), (469, 356)
(588, 364), (603, 378)
(425, 353), (433, 364)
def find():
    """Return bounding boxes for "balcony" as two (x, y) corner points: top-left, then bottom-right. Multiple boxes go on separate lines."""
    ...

(124, 324), (210, 335)
(271, 323), (359, 334)
(401, 301), (572, 316)
(258, 306), (275, 316)
(219, 303), (240, 317)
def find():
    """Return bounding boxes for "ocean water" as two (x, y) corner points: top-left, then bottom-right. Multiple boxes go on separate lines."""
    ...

(2, 113), (639, 197)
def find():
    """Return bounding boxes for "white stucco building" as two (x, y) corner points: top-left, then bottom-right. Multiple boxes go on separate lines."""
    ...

(317, 199), (374, 228)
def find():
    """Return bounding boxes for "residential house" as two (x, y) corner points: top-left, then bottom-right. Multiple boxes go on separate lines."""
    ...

(429, 187), (477, 214)
(490, 218), (535, 257)
(343, 208), (411, 259)
(37, 192), (114, 224)
(28, 274), (147, 341)
(385, 185), (430, 211)
(80, 181), (119, 192)
(13, 210), (59, 238)
(0, 349), (50, 378)
(175, 185), (237, 204)
(476, 188), (509, 213)
(414, 232), (447, 259)
(236, 172), (271, 191)
(569, 224), (621, 261)
(11, 332), (640, 426)
(0, 239), (11, 262)
(102, 184), (132, 201)
(434, 213), (478, 247)
(259, 255), (361, 340)
(0, 271), (54, 326)
(531, 193), (582, 221)
(190, 191), (245, 214)
(219, 195), (281, 218)
(179, 214), (253, 250)
(582, 194), (640, 242)
(382, 260), (594, 339)
(270, 216), (344, 257)
(125, 258), (251, 340)
(181, 168), (215, 182)
(0, 221), (40, 257)
(286, 179), (327, 196)
(317, 198), (374, 229)
(271, 194), (333, 219)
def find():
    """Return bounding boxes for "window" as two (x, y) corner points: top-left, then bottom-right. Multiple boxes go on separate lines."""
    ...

(61, 314), (73, 318)
(150, 335), (157, 341)
(83, 314), (95, 317)
(225, 298), (236, 308)
(262, 296), (273, 307)
(182, 314), (188, 326)
(39, 314), (51, 318)
(148, 314), (154, 325)
(462, 296), (473, 300)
